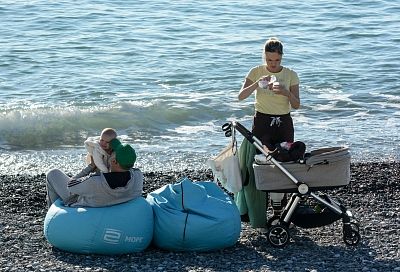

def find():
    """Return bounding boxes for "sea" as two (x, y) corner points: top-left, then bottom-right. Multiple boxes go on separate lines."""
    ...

(1, 0), (399, 176)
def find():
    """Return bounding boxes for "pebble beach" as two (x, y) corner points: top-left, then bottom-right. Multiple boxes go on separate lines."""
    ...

(2, 1), (400, 271)
(0, 162), (399, 272)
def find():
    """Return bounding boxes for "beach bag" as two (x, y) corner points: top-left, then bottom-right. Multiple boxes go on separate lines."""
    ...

(207, 136), (242, 193)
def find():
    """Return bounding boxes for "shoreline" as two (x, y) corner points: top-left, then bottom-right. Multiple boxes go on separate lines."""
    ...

(1, 162), (399, 271)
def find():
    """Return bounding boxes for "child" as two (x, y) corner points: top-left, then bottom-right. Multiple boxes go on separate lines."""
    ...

(84, 128), (117, 173)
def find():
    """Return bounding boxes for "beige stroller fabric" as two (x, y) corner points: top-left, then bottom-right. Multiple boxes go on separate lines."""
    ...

(253, 147), (351, 192)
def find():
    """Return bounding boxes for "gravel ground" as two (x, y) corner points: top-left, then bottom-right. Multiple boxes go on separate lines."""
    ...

(0, 162), (399, 272)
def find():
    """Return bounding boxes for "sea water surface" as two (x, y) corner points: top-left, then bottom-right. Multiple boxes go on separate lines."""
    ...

(1, 0), (399, 175)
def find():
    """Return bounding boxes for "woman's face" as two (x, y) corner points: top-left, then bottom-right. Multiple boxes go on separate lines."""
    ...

(265, 52), (282, 73)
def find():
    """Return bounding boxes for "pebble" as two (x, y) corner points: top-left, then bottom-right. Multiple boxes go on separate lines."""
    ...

(0, 162), (399, 271)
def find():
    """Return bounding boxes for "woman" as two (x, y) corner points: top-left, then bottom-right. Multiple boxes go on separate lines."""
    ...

(238, 37), (300, 151)
(237, 37), (300, 224)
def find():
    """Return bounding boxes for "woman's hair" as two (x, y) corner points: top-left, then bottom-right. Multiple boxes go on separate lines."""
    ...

(262, 37), (283, 63)
(264, 37), (283, 55)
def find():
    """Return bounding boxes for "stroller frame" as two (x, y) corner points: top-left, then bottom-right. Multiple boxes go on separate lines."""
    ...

(223, 121), (360, 248)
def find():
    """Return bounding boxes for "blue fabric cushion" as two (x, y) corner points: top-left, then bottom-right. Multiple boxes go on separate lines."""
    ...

(146, 178), (241, 251)
(44, 197), (153, 255)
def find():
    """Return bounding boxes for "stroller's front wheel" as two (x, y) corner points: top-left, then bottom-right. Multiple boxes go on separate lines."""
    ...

(267, 224), (290, 248)
(343, 222), (361, 246)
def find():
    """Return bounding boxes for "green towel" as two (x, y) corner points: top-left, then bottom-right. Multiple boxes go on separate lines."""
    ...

(234, 138), (267, 228)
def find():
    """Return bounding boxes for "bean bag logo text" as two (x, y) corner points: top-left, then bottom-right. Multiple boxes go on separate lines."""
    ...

(103, 228), (144, 244)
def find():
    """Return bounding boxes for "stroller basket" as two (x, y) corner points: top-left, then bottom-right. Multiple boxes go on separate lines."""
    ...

(292, 202), (342, 228)
(253, 147), (351, 192)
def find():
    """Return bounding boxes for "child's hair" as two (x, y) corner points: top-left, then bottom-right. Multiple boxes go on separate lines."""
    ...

(101, 128), (117, 139)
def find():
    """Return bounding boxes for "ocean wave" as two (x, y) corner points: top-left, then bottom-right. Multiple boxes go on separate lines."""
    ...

(0, 99), (241, 150)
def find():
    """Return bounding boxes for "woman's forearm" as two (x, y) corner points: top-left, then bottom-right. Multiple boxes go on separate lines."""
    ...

(238, 79), (258, 100)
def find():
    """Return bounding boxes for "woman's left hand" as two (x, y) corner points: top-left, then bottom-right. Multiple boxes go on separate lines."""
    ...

(272, 82), (290, 97)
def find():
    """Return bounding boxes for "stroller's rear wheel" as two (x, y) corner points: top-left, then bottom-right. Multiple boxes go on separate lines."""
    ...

(343, 222), (361, 246)
(267, 224), (290, 248)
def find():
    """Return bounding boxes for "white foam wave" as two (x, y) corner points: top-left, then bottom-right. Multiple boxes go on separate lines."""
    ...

(171, 122), (217, 134)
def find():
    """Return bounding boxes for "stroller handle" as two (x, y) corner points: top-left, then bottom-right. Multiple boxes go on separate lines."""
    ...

(222, 120), (301, 187)
(222, 121), (262, 146)
(232, 121), (255, 144)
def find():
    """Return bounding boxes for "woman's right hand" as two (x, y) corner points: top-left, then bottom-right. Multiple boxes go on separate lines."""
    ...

(258, 75), (273, 89)
(259, 75), (277, 89)
(258, 75), (272, 83)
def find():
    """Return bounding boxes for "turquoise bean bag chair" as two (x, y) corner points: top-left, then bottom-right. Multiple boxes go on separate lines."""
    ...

(146, 178), (241, 251)
(44, 197), (153, 255)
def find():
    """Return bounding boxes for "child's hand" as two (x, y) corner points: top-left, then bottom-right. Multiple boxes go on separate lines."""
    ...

(88, 156), (97, 170)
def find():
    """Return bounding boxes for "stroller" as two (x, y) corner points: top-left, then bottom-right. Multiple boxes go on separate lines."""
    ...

(221, 121), (361, 248)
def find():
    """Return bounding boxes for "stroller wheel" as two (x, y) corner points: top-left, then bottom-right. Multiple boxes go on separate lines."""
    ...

(266, 215), (281, 229)
(343, 223), (361, 246)
(267, 224), (290, 248)
(349, 221), (360, 233)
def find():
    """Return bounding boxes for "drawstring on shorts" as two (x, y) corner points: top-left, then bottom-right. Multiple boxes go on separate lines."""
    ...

(270, 117), (282, 127)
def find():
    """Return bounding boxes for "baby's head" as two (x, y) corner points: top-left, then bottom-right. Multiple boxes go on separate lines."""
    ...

(99, 128), (117, 151)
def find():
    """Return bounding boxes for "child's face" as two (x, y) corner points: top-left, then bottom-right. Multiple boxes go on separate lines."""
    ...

(99, 134), (114, 150)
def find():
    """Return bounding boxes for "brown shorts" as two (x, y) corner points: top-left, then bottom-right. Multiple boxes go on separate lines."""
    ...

(252, 111), (294, 150)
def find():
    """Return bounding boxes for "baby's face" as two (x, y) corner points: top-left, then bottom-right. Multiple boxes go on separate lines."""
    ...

(99, 134), (115, 150)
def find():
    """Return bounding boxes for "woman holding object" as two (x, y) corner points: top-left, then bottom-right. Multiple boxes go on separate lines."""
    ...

(237, 37), (300, 225)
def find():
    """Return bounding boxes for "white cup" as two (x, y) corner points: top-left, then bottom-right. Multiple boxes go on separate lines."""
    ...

(258, 80), (269, 89)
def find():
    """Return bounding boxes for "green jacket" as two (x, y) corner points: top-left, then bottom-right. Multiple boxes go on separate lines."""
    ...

(234, 139), (267, 228)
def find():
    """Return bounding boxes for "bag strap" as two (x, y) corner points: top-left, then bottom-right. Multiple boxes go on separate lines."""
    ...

(222, 122), (238, 155)
(230, 124), (238, 155)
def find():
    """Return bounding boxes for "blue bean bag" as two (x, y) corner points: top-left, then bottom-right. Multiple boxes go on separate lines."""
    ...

(43, 197), (153, 255)
(146, 178), (241, 251)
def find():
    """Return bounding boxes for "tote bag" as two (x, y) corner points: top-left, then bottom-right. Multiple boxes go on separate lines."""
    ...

(207, 140), (243, 193)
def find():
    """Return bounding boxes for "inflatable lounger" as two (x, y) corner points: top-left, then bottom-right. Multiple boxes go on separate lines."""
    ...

(44, 197), (154, 255)
(253, 147), (351, 192)
(146, 177), (241, 252)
